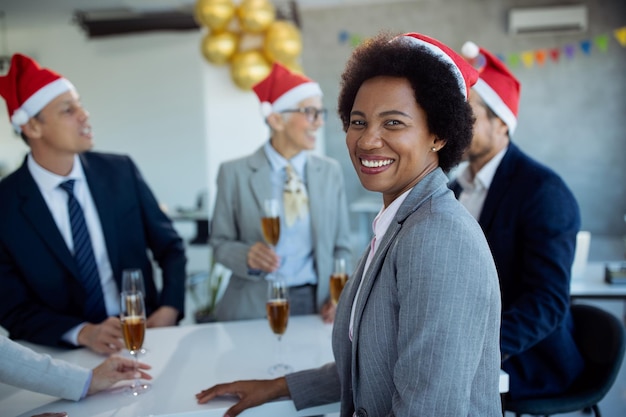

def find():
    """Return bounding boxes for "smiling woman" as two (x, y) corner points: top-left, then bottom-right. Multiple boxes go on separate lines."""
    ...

(195, 31), (503, 417)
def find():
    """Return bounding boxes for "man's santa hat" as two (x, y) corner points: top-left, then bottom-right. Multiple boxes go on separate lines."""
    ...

(0, 53), (75, 134)
(252, 62), (322, 118)
(399, 32), (479, 101)
(461, 41), (520, 135)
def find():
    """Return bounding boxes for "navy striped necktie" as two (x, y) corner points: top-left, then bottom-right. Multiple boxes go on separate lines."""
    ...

(59, 179), (107, 322)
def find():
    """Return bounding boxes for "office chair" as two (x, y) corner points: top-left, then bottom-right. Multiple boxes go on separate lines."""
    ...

(505, 303), (626, 417)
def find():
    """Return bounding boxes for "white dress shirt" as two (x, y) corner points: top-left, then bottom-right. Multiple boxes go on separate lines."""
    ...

(27, 154), (118, 345)
(456, 148), (507, 220)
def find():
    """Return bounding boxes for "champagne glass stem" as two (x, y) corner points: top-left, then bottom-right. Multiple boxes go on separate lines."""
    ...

(131, 350), (140, 391)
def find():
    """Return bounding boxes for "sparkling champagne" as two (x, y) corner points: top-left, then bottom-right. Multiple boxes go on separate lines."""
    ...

(122, 315), (146, 352)
(330, 272), (349, 304)
(266, 299), (289, 335)
(261, 216), (280, 246)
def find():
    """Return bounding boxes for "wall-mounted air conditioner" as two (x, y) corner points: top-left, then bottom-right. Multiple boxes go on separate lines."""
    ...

(508, 4), (588, 35)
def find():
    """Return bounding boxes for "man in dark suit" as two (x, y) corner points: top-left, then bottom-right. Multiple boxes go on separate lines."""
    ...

(450, 42), (584, 400)
(0, 54), (186, 355)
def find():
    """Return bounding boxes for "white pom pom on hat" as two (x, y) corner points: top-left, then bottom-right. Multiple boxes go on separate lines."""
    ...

(461, 41), (480, 59)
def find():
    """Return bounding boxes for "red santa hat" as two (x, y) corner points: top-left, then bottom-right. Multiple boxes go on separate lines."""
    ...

(399, 32), (479, 101)
(0, 53), (75, 134)
(252, 62), (322, 118)
(461, 41), (521, 135)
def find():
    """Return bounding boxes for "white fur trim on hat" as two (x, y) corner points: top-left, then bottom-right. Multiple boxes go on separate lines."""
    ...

(474, 78), (517, 135)
(402, 36), (467, 100)
(271, 82), (322, 114)
(11, 78), (75, 133)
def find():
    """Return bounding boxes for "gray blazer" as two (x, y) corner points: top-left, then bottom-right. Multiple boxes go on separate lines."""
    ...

(210, 145), (352, 321)
(286, 169), (502, 416)
(0, 336), (89, 401)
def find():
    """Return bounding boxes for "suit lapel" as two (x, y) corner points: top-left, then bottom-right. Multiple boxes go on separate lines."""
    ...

(248, 146), (274, 210)
(479, 144), (518, 231)
(80, 154), (119, 275)
(16, 162), (78, 277)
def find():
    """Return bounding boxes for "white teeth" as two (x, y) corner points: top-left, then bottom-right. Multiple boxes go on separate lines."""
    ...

(361, 159), (393, 168)
(82, 127), (91, 135)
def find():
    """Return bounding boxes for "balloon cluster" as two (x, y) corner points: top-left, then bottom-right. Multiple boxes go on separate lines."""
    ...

(195, 0), (304, 90)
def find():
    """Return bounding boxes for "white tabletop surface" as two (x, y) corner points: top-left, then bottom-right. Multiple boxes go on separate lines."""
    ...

(571, 261), (626, 298)
(0, 315), (509, 417)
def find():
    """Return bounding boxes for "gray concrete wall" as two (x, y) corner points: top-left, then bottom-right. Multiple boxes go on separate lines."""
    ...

(299, 0), (626, 245)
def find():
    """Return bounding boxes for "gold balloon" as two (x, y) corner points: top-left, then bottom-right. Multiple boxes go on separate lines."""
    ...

(201, 31), (238, 65)
(230, 50), (271, 90)
(283, 59), (304, 75)
(195, 0), (236, 32)
(263, 20), (302, 64)
(237, 0), (276, 34)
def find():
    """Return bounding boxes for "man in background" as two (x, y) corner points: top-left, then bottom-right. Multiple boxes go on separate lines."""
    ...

(0, 53), (187, 354)
(450, 42), (584, 400)
(210, 63), (352, 323)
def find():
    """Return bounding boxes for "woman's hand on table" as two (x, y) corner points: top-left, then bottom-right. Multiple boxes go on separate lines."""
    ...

(196, 377), (289, 417)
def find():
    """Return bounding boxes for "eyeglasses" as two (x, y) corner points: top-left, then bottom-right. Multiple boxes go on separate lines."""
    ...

(281, 107), (327, 123)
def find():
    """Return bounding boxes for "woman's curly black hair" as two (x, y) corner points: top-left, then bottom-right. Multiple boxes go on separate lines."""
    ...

(337, 32), (475, 172)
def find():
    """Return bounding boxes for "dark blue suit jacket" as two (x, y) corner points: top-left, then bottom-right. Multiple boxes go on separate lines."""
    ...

(0, 152), (186, 347)
(450, 143), (584, 400)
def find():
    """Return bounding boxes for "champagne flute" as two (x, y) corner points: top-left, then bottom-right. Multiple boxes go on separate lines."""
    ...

(122, 268), (145, 294)
(329, 257), (349, 305)
(121, 268), (148, 355)
(120, 291), (151, 396)
(261, 198), (281, 280)
(266, 279), (292, 376)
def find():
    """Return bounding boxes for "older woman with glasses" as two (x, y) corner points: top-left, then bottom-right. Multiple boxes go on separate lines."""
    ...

(197, 32), (502, 416)
(209, 63), (352, 324)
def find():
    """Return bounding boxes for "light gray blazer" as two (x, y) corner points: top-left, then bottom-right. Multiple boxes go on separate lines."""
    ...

(210, 145), (352, 321)
(0, 336), (89, 401)
(286, 169), (502, 416)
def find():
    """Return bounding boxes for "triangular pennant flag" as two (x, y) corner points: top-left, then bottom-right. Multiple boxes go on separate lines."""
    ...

(580, 40), (592, 55)
(549, 48), (560, 63)
(563, 44), (576, 59)
(350, 34), (362, 47)
(507, 53), (520, 68)
(535, 50), (546, 66)
(338, 30), (349, 44)
(521, 51), (534, 68)
(594, 34), (610, 52)
(613, 26), (626, 47)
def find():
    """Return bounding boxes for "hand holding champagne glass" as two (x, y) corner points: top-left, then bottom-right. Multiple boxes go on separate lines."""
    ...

(120, 291), (151, 396)
(266, 279), (292, 376)
(330, 257), (349, 305)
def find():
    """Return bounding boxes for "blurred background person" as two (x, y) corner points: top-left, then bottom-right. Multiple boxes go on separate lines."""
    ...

(450, 41), (584, 400)
(210, 63), (352, 323)
(0, 335), (151, 401)
(196, 32), (502, 416)
(0, 53), (187, 355)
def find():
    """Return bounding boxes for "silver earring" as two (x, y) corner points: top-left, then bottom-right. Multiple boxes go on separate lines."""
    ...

(431, 146), (437, 152)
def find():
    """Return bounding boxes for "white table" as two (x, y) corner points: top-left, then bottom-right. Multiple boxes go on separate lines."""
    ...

(570, 261), (626, 300)
(0, 315), (508, 417)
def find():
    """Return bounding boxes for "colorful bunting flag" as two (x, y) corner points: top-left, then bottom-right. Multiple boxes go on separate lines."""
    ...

(613, 26), (626, 46)
(535, 50), (546, 66)
(336, 25), (626, 71)
(594, 34), (610, 52)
